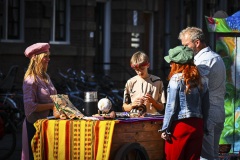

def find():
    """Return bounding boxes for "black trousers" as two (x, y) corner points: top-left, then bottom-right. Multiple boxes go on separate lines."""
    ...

(26, 119), (36, 160)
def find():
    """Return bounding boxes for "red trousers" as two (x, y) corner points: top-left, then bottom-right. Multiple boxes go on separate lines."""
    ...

(165, 117), (203, 160)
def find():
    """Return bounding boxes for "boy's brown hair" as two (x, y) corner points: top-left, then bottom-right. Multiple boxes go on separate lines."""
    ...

(130, 51), (149, 69)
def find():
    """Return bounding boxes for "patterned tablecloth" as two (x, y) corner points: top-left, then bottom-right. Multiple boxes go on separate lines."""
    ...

(31, 119), (116, 160)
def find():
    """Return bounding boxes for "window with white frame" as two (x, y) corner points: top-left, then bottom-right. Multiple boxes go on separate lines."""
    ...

(0, 0), (24, 42)
(50, 0), (70, 44)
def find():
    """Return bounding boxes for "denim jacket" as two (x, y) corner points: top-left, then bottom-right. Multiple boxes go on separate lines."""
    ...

(160, 73), (209, 134)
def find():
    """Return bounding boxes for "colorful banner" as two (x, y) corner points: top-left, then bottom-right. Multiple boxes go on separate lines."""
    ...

(205, 11), (240, 33)
(216, 36), (240, 153)
(205, 10), (240, 153)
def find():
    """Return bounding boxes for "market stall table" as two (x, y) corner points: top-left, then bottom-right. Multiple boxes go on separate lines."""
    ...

(31, 116), (164, 160)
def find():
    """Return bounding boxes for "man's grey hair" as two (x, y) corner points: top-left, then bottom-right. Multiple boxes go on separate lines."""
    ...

(178, 27), (205, 42)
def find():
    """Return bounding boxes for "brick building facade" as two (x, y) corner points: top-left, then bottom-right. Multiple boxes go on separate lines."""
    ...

(0, 0), (239, 89)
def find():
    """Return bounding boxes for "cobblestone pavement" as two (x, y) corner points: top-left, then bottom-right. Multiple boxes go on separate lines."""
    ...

(0, 128), (22, 160)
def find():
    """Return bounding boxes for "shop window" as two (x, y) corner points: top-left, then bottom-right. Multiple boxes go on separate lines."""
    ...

(0, 0), (24, 42)
(50, 0), (70, 44)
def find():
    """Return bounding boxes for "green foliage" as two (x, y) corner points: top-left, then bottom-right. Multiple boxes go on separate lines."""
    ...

(221, 91), (240, 149)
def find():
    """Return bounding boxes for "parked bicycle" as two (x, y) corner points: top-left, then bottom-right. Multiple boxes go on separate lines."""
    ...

(0, 65), (25, 128)
(55, 68), (124, 112)
(0, 104), (18, 159)
(0, 93), (24, 128)
(53, 68), (85, 112)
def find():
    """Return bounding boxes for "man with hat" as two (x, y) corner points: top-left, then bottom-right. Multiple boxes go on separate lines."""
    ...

(160, 46), (210, 160)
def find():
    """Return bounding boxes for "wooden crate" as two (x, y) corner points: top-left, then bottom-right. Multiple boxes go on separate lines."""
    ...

(110, 120), (164, 160)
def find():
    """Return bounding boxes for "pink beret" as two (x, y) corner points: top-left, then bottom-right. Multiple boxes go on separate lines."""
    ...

(24, 43), (50, 58)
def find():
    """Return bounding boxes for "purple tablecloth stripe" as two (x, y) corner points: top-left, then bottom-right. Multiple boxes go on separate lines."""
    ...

(117, 116), (164, 123)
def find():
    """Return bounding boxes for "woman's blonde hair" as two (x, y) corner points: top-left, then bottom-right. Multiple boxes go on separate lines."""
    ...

(24, 53), (49, 83)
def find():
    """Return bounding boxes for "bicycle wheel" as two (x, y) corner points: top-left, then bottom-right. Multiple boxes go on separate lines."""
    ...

(0, 112), (17, 160)
(0, 97), (21, 127)
(114, 143), (149, 160)
(68, 95), (84, 113)
(11, 93), (25, 127)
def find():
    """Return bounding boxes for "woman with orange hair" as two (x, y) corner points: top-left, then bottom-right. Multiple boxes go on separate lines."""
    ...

(160, 46), (209, 160)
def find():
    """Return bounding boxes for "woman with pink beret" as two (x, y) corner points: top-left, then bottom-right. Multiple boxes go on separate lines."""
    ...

(21, 43), (57, 160)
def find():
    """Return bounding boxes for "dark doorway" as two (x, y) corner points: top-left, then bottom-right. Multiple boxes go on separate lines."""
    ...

(94, 2), (105, 64)
(143, 12), (151, 55)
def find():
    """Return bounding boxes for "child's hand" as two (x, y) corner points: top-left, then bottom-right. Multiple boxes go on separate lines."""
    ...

(109, 111), (116, 118)
(143, 93), (154, 104)
(132, 97), (144, 107)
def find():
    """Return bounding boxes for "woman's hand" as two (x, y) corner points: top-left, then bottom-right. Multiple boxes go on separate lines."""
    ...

(161, 132), (171, 141)
(53, 106), (60, 118)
